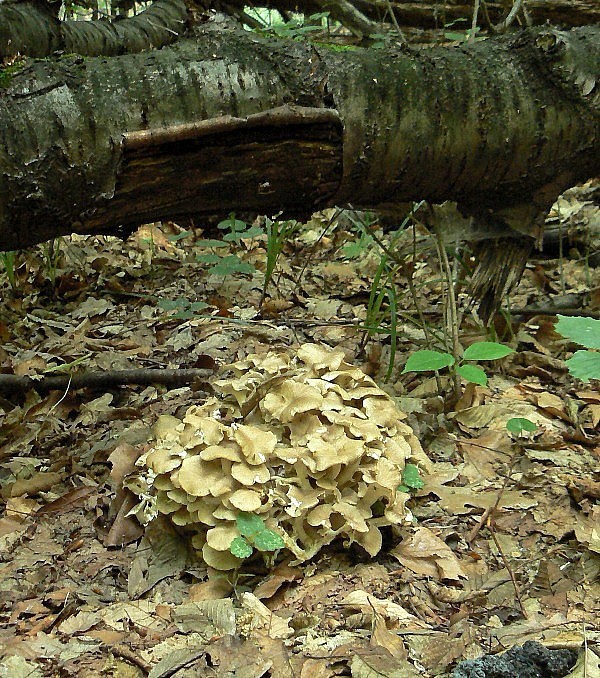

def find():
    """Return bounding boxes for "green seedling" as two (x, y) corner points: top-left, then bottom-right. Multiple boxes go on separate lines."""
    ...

(506, 417), (537, 437)
(341, 229), (375, 259)
(402, 341), (514, 386)
(363, 261), (399, 382)
(218, 214), (263, 242)
(554, 315), (600, 383)
(0, 250), (17, 290)
(260, 217), (299, 306)
(347, 204), (436, 382)
(206, 254), (256, 277)
(347, 210), (413, 381)
(195, 214), (260, 278)
(158, 297), (209, 320)
(40, 238), (62, 286)
(168, 230), (194, 243)
(229, 512), (285, 561)
(398, 463), (425, 494)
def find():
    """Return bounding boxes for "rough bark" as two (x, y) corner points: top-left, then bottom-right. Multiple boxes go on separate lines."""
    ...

(357, 0), (600, 29)
(0, 21), (598, 250)
(0, 0), (188, 58)
(1, 0), (596, 61)
(220, 0), (600, 31)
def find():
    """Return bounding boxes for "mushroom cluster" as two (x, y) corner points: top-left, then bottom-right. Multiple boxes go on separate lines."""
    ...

(125, 343), (430, 570)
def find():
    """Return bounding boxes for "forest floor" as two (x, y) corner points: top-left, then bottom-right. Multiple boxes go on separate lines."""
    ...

(0, 186), (599, 677)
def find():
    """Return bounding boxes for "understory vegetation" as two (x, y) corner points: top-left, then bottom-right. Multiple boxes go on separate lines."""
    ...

(1, 187), (598, 675)
(1, 0), (599, 674)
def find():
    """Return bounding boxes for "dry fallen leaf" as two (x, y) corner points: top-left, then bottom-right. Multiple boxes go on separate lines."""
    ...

(391, 527), (467, 580)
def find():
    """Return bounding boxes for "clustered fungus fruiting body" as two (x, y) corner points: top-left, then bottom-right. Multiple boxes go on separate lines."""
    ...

(125, 343), (430, 570)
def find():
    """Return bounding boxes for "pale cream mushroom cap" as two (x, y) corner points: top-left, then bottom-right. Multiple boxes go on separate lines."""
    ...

(231, 461), (270, 485)
(153, 414), (182, 439)
(202, 543), (243, 570)
(206, 524), (239, 551)
(297, 343), (346, 371)
(233, 425), (277, 465)
(228, 489), (263, 512)
(145, 445), (185, 475)
(200, 444), (242, 463)
(177, 457), (233, 497)
(263, 381), (324, 423)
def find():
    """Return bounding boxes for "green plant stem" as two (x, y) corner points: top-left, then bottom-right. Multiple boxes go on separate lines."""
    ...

(293, 206), (344, 289)
(357, 203), (432, 348)
(432, 224), (461, 399)
(260, 218), (298, 308)
(0, 250), (17, 290)
(407, 220), (436, 349)
(406, 223), (444, 393)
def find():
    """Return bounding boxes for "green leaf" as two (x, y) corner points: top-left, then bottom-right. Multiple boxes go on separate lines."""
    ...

(462, 342), (514, 361)
(159, 298), (207, 317)
(402, 463), (424, 490)
(208, 255), (256, 276)
(172, 310), (194, 320)
(195, 239), (229, 248)
(444, 31), (466, 41)
(196, 253), (222, 264)
(402, 350), (454, 373)
(555, 315), (600, 350)
(230, 536), (253, 559)
(342, 233), (375, 259)
(158, 298), (188, 311)
(506, 417), (537, 436)
(190, 301), (209, 312)
(457, 364), (488, 386)
(236, 512), (265, 538)
(223, 226), (264, 242)
(217, 216), (248, 232)
(565, 350), (600, 383)
(244, 226), (265, 239)
(168, 230), (193, 242)
(253, 529), (285, 552)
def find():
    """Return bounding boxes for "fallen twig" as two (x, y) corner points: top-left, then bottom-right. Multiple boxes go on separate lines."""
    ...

(0, 368), (215, 393)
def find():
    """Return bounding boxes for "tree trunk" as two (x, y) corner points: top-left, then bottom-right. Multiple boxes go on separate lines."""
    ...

(0, 20), (598, 250)
(0, 0), (188, 58)
(221, 0), (600, 32)
(351, 0), (600, 30)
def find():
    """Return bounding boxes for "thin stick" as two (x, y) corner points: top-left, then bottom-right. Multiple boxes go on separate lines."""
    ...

(469, 0), (480, 44)
(487, 519), (528, 619)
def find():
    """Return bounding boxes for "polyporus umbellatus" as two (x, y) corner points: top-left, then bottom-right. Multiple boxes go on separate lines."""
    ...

(125, 343), (430, 570)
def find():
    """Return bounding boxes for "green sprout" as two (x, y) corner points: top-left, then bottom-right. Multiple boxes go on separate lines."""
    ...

(402, 341), (514, 387)
(229, 512), (285, 561)
(398, 463), (425, 494)
(506, 417), (537, 437)
(195, 214), (261, 277)
(158, 297), (209, 320)
(0, 250), (18, 290)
